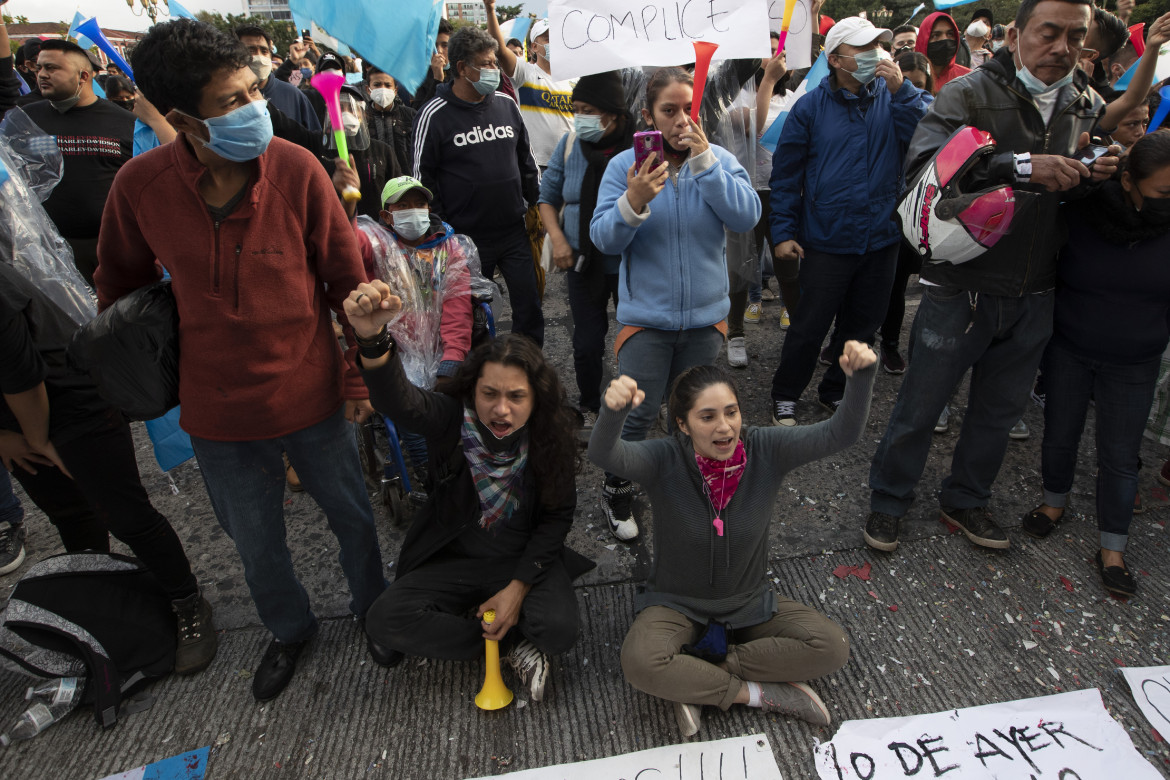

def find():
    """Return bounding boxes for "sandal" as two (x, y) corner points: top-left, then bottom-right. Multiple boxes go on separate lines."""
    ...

(1096, 551), (1136, 597)
(1021, 505), (1062, 539)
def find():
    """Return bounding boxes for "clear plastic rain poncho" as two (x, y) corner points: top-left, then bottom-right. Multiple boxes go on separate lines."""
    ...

(0, 109), (97, 325)
(356, 216), (494, 389)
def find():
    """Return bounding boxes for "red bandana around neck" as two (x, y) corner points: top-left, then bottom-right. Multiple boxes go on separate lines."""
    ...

(694, 440), (746, 536)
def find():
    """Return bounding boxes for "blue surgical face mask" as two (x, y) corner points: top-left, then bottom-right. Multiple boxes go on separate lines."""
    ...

(469, 65), (500, 96)
(574, 114), (609, 142)
(391, 208), (431, 240)
(186, 99), (273, 162)
(300, 67), (313, 81)
(841, 48), (889, 86)
(1015, 51), (1076, 95)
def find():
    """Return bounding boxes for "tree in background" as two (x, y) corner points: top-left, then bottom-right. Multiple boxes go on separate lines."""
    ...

(1132, 0), (1170, 26)
(496, 4), (524, 22)
(195, 11), (296, 56)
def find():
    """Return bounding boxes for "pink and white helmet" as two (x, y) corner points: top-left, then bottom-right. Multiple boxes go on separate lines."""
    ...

(898, 126), (1016, 265)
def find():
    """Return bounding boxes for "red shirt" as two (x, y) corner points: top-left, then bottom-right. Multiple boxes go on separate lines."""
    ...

(95, 136), (367, 441)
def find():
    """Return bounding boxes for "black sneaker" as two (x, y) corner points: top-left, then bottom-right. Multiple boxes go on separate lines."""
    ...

(863, 511), (901, 552)
(880, 346), (906, 374)
(819, 398), (842, 415)
(0, 521), (26, 576)
(172, 593), (218, 675)
(818, 346), (833, 366)
(940, 506), (1010, 549)
(252, 636), (310, 702)
(771, 400), (796, 427)
(601, 477), (638, 541)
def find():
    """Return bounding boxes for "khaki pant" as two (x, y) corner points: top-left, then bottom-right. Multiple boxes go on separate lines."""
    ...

(621, 601), (849, 710)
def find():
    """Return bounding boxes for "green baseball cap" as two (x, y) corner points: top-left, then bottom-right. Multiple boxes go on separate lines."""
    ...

(380, 176), (434, 206)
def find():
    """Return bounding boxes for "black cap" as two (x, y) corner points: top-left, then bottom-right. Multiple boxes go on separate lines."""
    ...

(316, 53), (343, 73)
(571, 71), (626, 116)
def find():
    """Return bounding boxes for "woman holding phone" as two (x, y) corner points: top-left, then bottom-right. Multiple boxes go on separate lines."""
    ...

(589, 66), (760, 542)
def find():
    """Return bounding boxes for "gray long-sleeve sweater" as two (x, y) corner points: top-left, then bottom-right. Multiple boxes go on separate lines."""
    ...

(587, 366), (876, 627)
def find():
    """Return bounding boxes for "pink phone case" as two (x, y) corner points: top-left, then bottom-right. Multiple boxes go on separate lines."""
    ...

(633, 130), (663, 172)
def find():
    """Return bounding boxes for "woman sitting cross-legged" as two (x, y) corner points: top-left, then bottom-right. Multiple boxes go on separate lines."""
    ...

(347, 280), (591, 701)
(587, 342), (877, 736)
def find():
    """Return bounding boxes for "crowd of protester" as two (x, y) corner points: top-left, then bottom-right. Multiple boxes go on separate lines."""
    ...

(0, 0), (1169, 740)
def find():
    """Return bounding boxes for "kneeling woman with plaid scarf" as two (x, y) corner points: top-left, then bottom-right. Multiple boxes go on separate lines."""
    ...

(346, 280), (590, 702)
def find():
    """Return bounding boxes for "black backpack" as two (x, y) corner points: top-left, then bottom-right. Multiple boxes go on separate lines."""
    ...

(0, 552), (177, 727)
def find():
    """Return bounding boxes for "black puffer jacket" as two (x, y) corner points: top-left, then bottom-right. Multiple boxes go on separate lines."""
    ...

(907, 47), (1106, 296)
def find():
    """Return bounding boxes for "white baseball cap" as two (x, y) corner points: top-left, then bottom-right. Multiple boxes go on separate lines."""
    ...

(531, 19), (550, 41)
(824, 17), (892, 55)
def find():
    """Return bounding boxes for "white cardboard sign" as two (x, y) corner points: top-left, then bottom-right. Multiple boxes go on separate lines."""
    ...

(813, 688), (1162, 779)
(1121, 664), (1170, 737)
(463, 733), (783, 779)
(766, 0), (813, 70)
(548, 0), (773, 81)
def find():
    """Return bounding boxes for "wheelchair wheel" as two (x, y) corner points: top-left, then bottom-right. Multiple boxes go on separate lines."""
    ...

(380, 475), (406, 526)
(353, 420), (382, 490)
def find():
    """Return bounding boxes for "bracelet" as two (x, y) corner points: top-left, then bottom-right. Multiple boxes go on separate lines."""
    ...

(355, 325), (392, 360)
(1013, 152), (1032, 182)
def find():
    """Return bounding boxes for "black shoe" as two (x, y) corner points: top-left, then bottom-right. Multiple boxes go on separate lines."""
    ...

(863, 511), (901, 552)
(0, 521), (26, 576)
(601, 476), (638, 541)
(819, 398), (842, 415)
(359, 619), (403, 668)
(252, 637), (310, 702)
(1021, 506), (1062, 539)
(172, 593), (218, 675)
(1096, 550), (1136, 597)
(880, 346), (906, 374)
(940, 506), (1010, 549)
(818, 346), (833, 366)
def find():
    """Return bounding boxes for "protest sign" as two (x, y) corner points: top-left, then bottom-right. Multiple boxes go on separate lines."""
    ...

(548, 0), (773, 81)
(464, 733), (783, 780)
(814, 688), (1161, 779)
(767, 0), (813, 70)
(1121, 664), (1170, 737)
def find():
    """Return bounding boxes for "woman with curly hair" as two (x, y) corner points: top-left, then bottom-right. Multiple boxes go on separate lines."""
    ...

(348, 280), (589, 701)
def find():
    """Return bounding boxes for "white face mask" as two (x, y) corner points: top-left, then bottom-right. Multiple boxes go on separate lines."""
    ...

(966, 21), (990, 39)
(370, 87), (396, 108)
(250, 54), (273, 82)
(341, 113), (363, 135)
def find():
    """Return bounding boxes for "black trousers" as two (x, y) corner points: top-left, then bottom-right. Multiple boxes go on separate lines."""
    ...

(566, 270), (619, 412)
(12, 420), (197, 601)
(365, 556), (579, 661)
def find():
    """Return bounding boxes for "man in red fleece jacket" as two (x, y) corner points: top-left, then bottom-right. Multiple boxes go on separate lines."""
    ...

(93, 19), (391, 703)
(917, 11), (972, 93)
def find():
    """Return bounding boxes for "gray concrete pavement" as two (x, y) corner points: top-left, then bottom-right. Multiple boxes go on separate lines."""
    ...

(2, 272), (1170, 779)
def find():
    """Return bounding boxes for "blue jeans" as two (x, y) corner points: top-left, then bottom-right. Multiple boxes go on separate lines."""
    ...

(870, 287), (1055, 517)
(1040, 341), (1160, 552)
(469, 226), (545, 347)
(190, 407), (387, 643)
(616, 326), (724, 445)
(0, 467), (23, 527)
(770, 245), (898, 404)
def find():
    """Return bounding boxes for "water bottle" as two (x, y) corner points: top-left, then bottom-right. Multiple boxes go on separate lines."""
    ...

(1, 687), (82, 746)
(25, 677), (82, 707)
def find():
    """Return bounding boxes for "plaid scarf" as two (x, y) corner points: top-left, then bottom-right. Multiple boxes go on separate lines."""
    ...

(460, 406), (529, 531)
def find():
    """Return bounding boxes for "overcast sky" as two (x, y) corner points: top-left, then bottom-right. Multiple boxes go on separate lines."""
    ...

(11, 0), (549, 33)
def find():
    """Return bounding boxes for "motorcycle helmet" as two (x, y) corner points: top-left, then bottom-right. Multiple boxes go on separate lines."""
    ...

(898, 125), (1015, 265)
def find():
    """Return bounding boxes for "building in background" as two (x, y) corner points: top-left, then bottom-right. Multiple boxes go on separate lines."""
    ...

(445, 2), (488, 24)
(247, 0), (293, 21)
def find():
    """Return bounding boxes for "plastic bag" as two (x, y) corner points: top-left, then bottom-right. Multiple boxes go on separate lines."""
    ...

(357, 216), (493, 389)
(0, 109), (96, 327)
(0, 108), (64, 203)
(67, 282), (179, 421)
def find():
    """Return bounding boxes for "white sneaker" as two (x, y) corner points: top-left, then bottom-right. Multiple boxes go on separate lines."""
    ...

(506, 638), (550, 702)
(727, 336), (748, 368)
(1009, 418), (1030, 440)
(601, 477), (639, 541)
(673, 700), (701, 737)
(934, 406), (950, 434)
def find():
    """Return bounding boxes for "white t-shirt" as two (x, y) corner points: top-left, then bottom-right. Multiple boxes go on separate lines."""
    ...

(510, 60), (576, 167)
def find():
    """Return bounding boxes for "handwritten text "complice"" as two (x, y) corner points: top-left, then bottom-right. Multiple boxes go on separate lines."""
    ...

(558, 1), (734, 49)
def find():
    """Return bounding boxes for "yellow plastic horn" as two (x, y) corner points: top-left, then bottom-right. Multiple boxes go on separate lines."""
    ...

(475, 610), (513, 711)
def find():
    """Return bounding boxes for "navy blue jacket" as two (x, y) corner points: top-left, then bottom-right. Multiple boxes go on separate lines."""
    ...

(412, 83), (539, 237)
(769, 75), (929, 254)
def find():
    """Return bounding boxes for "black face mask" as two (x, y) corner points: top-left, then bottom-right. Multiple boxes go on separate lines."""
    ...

(113, 99), (136, 112)
(927, 39), (957, 66)
(1137, 195), (1170, 226)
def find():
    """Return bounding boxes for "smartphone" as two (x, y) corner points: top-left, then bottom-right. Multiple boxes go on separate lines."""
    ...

(633, 130), (664, 172)
(1074, 143), (1110, 167)
(301, 28), (311, 39)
